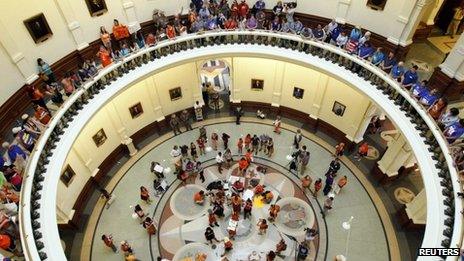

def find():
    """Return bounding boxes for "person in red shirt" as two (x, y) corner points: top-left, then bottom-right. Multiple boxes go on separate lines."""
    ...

(245, 149), (253, 163)
(208, 209), (219, 227)
(145, 33), (156, 46)
(238, 0), (249, 18)
(244, 134), (252, 149)
(237, 138), (244, 154)
(223, 237), (233, 254)
(354, 142), (369, 161)
(197, 137), (206, 155)
(231, 0), (239, 19)
(166, 24), (176, 39)
(231, 194), (242, 213)
(34, 105), (51, 125)
(268, 204), (280, 222)
(238, 157), (249, 174)
(194, 190), (205, 205)
(224, 17), (238, 30)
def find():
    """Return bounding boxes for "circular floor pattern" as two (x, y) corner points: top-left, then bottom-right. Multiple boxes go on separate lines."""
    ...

(158, 164), (319, 260)
(170, 184), (210, 220)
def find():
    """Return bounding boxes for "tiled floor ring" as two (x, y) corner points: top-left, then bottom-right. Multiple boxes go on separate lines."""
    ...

(83, 117), (396, 261)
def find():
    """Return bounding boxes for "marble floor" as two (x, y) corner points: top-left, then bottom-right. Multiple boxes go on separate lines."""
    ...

(87, 120), (392, 261)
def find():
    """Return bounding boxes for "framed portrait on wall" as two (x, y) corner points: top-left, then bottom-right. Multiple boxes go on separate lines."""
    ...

(129, 102), (143, 118)
(251, 79), (264, 91)
(293, 87), (304, 99)
(23, 13), (53, 44)
(92, 129), (107, 147)
(169, 87), (182, 101)
(85, 0), (108, 17)
(332, 101), (346, 117)
(366, 0), (387, 11)
(60, 165), (76, 187)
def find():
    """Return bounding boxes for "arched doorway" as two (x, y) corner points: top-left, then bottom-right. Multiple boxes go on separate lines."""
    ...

(200, 59), (231, 113)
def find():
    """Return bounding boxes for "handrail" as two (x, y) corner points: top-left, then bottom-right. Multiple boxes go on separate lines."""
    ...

(18, 29), (461, 260)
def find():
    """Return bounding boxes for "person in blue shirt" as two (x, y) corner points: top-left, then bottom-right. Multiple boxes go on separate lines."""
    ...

(349, 26), (362, 41)
(290, 17), (303, 34)
(401, 65), (419, 89)
(380, 52), (396, 73)
(419, 88), (439, 107)
(358, 42), (374, 60)
(199, 5), (210, 20)
(390, 61), (405, 80)
(253, 0), (265, 13)
(329, 24), (341, 45)
(371, 47), (385, 66)
(312, 24), (326, 41)
(269, 17), (281, 31)
(2, 142), (27, 163)
(411, 80), (428, 99)
(444, 119), (464, 143)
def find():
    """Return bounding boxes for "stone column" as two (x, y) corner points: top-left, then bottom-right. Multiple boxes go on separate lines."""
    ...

(0, 20), (37, 83)
(53, 0), (89, 50)
(377, 132), (413, 176)
(398, 0), (434, 47)
(310, 74), (329, 119)
(440, 34), (464, 78)
(56, 205), (74, 224)
(335, 0), (352, 24)
(231, 57), (241, 103)
(72, 145), (99, 177)
(386, 1), (417, 45)
(121, 0), (141, 33)
(122, 136), (138, 156)
(425, 0), (444, 26)
(193, 61), (203, 105)
(145, 77), (165, 121)
(353, 103), (380, 143)
(271, 62), (285, 107)
(405, 189), (427, 224)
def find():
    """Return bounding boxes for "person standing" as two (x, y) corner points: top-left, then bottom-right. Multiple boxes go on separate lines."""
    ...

(251, 135), (260, 155)
(197, 137), (206, 156)
(314, 178), (322, 197)
(273, 116), (282, 134)
(238, 157), (249, 175)
(446, 6), (464, 38)
(120, 240), (133, 255)
(224, 148), (233, 168)
(194, 101), (204, 121)
(266, 138), (274, 157)
(222, 132), (231, 149)
(237, 137), (244, 154)
(243, 198), (253, 219)
(275, 239), (287, 256)
(268, 204), (280, 222)
(211, 132), (219, 150)
(334, 175), (348, 194)
(140, 186), (152, 204)
(204, 227), (220, 244)
(216, 152), (224, 174)
(102, 234), (118, 253)
(334, 142), (345, 158)
(244, 134), (252, 150)
(190, 142), (198, 160)
(301, 175), (312, 192)
(257, 218), (268, 235)
(142, 217), (157, 235)
(293, 129), (303, 149)
(323, 173), (334, 196)
(321, 196), (334, 217)
(208, 209), (219, 227)
(299, 151), (310, 175)
(354, 142), (369, 161)
(235, 106), (243, 125)
(169, 114), (182, 135)
(199, 126), (207, 141)
(328, 158), (341, 174)
(180, 110), (192, 131)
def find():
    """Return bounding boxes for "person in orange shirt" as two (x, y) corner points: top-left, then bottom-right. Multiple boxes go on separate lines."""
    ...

(208, 209), (219, 227)
(334, 142), (345, 158)
(334, 175), (348, 194)
(238, 157), (249, 175)
(268, 204), (280, 222)
(354, 142), (369, 161)
(273, 116), (282, 134)
(231, 194), (242, 213)
(224, 17), (238, 30)
(194, 190), (205, 205)
(237, 138), (244, 154)
(238, 0), (249, 18)
(245, 149), (253, 163)
(145, 33), (156, 46)
(254, 184), (264, 195)
(166, 24), (176, 39)
(112, 19), (129, 41)
(244, 134), (251, 149)
(96, 45), (112, 67)
(34, 105), (51, 125)
(231, 0), (239, 19)
(301, 175), (312, 192)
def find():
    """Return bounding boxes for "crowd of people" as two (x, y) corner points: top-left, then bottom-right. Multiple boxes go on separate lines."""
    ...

(0, 0), (459, 260)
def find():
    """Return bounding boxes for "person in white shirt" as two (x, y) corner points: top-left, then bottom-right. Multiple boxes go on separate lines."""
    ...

(216, 152), (224, 173)
(170, 145), (181, 157)
(248, 250), (262, 261)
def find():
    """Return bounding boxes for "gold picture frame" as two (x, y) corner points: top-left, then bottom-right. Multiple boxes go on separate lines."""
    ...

(169, 87), (182, 101)
(85, 0), (108, 17)
(92, 128), (107, 147)
(60, 165), (76, 187)
(251, 79), (264, 91)
(129, 102), (144, 118)
(23, 13), (53, 44)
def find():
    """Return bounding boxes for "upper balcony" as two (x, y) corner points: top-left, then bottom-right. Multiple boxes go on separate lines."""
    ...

(18, 30), (462, 261)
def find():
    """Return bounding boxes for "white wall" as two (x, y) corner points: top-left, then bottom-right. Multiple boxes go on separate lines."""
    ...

(0, 0), (424, 107)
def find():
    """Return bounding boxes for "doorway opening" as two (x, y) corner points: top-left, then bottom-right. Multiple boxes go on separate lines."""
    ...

(200, 59), (231, 114)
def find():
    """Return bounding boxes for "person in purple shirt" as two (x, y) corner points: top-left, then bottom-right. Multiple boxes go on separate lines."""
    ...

(401, 65), (419, 89)
(444, 119), (464, 143)
(419, 88), (439, 107)
(246, 14), (258, 29)
(269, 16), (281, 31)
(350, 42), (374, 73)
(2, 142), (27, 163)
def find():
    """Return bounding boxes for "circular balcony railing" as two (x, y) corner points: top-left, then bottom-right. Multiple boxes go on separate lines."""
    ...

(19, 30), (462, 261)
